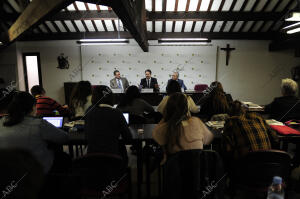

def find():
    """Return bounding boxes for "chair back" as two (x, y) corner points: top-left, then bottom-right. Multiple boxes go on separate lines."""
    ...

(194, 84), (208, 92)
(164, 149), (225, 199)
(233, 150), (291, 188)
(71, 153), (126, 189)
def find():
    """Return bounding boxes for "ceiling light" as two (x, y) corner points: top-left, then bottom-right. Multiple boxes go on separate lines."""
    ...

(0, 42), (3, 45)
(285, 12), (300, 21)
(77, 39), (129, 45)
(158, 38), (211, 45)
(282, 22), (300, 29)
(287, 27), (300, 34)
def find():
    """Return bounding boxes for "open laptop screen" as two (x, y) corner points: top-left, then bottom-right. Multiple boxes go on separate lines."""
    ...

(43, 117), (64, 128)
(123, 113), (129, 124)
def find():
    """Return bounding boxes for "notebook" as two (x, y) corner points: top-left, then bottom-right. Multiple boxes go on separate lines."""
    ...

(43, 117), (64, 128)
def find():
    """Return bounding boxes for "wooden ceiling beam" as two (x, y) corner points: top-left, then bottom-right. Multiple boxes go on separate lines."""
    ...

(2, 0), (74, 44)
(4, 11), (286, 22)
(85, 0), (148, 51)
(19, 31), (279, 41)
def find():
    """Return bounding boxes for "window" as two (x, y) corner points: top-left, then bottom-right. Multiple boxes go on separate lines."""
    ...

(23, 53), (42, 92)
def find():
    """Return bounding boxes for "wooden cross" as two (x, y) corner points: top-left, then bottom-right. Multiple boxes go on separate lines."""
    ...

(220, 44), (235, 66)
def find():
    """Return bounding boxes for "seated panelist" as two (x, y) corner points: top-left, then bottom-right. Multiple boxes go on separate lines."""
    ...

(140, 69), (159, 91)
(167, 71), (187, 91)
(110, 70), (129, 91)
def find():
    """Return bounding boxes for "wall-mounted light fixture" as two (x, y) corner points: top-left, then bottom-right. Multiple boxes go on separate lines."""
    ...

(158, 38), (211, 45)
(77, 39), (130, 45)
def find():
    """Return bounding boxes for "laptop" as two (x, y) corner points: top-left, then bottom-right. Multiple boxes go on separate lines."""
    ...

(123, 113), (129, 124)
(43, 117), (64, 128)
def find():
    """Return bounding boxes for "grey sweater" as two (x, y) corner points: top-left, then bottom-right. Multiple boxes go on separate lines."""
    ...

(0, 116), (68, 173)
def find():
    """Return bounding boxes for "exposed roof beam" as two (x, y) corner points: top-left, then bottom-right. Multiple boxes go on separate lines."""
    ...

(3, 11), (286, 22)
(19, 31), (279, 41)
(2, 0), (74, 44)
(100, 0), (149, 51)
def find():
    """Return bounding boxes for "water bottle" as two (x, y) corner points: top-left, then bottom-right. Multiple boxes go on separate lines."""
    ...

(267, 176), (284, 199)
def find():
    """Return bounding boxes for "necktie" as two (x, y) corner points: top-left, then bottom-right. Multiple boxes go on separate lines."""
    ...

(117, 79), (122, 89)
(147, 79), (150, 88)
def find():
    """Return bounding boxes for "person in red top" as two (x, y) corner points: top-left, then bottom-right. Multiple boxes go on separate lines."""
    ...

(30, 85), (69, 117)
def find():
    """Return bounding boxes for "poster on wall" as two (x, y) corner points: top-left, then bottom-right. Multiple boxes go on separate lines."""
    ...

(81, 45), (217, 90)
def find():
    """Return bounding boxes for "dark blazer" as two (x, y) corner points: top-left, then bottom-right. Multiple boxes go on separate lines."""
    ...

(265, 96), (300, 122)
(167, 79), (187, 90)
(85, 105), (132, 156)
(140, 78), (158, 89)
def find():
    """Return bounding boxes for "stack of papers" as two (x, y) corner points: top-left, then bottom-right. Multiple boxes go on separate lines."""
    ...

(242, 101), (264, 111)
(266, 119), (284, 126)
(206, 121), (225, 129)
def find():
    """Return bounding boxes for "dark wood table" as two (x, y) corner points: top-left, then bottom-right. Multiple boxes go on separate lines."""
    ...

(64, 82), (204, 106)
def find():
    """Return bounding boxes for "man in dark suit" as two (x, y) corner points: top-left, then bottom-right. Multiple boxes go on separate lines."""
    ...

(110, 70), (129, 91)
(167, 71), (187, 90)
(140, 69), (159, 91)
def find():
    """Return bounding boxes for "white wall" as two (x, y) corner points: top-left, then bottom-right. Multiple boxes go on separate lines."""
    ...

(16, 40), (81, 104)
(81, 42), (217, 90)
(15, 39), (300, 105)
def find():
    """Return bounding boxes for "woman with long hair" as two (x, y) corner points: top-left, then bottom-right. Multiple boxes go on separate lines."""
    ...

(117, 85), (154, 116)
(157, 80), (199, 115)
(200, 81), (232, 120)
(0, 92), (68, 173)
(69, 81), (92, 118)
(153, 92), (213, 155)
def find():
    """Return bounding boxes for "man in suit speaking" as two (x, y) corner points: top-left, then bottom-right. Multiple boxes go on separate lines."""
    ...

(140, 69), (159, 91)
(110, 70), (129, 91)
(167, 71), (187, 91)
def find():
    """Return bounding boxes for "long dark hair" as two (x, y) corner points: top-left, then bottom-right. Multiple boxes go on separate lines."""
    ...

(69, 81), (92, 114)
(92, 85), (113, 106)
(166, 80), (181, 95)
(163, 92), (189, 154)
(229, 100), (245, 116)
(209, 81), (229, 114)
(119, 86), (141, 107)
(4, 92), (36, 126)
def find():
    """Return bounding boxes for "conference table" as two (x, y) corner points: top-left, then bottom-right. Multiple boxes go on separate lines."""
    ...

(65, 123), (222, 199)
(64, 82), (204, 106)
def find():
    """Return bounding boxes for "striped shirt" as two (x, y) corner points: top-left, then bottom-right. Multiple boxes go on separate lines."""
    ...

(223, 112), (279, 159)
(35, 95), (69, 116)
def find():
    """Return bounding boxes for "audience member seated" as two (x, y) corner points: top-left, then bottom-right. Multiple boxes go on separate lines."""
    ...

(31, 85), (69, 117)
(265, 78), (300, 122)
(199, 81), (232, 120)
(69, 81), (92, 119)
(117, 85), (154, 117)
(0, 92), (69, 173)
(0, 88), (16, 118)
(153, 92), (213, 161)
(222, 100), (279, 161)
(157, 80), (199, 115)
(85, 85), (132, 166)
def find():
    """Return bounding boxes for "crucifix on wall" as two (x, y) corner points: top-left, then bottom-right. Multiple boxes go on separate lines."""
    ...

(221, 44), (235, 66)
